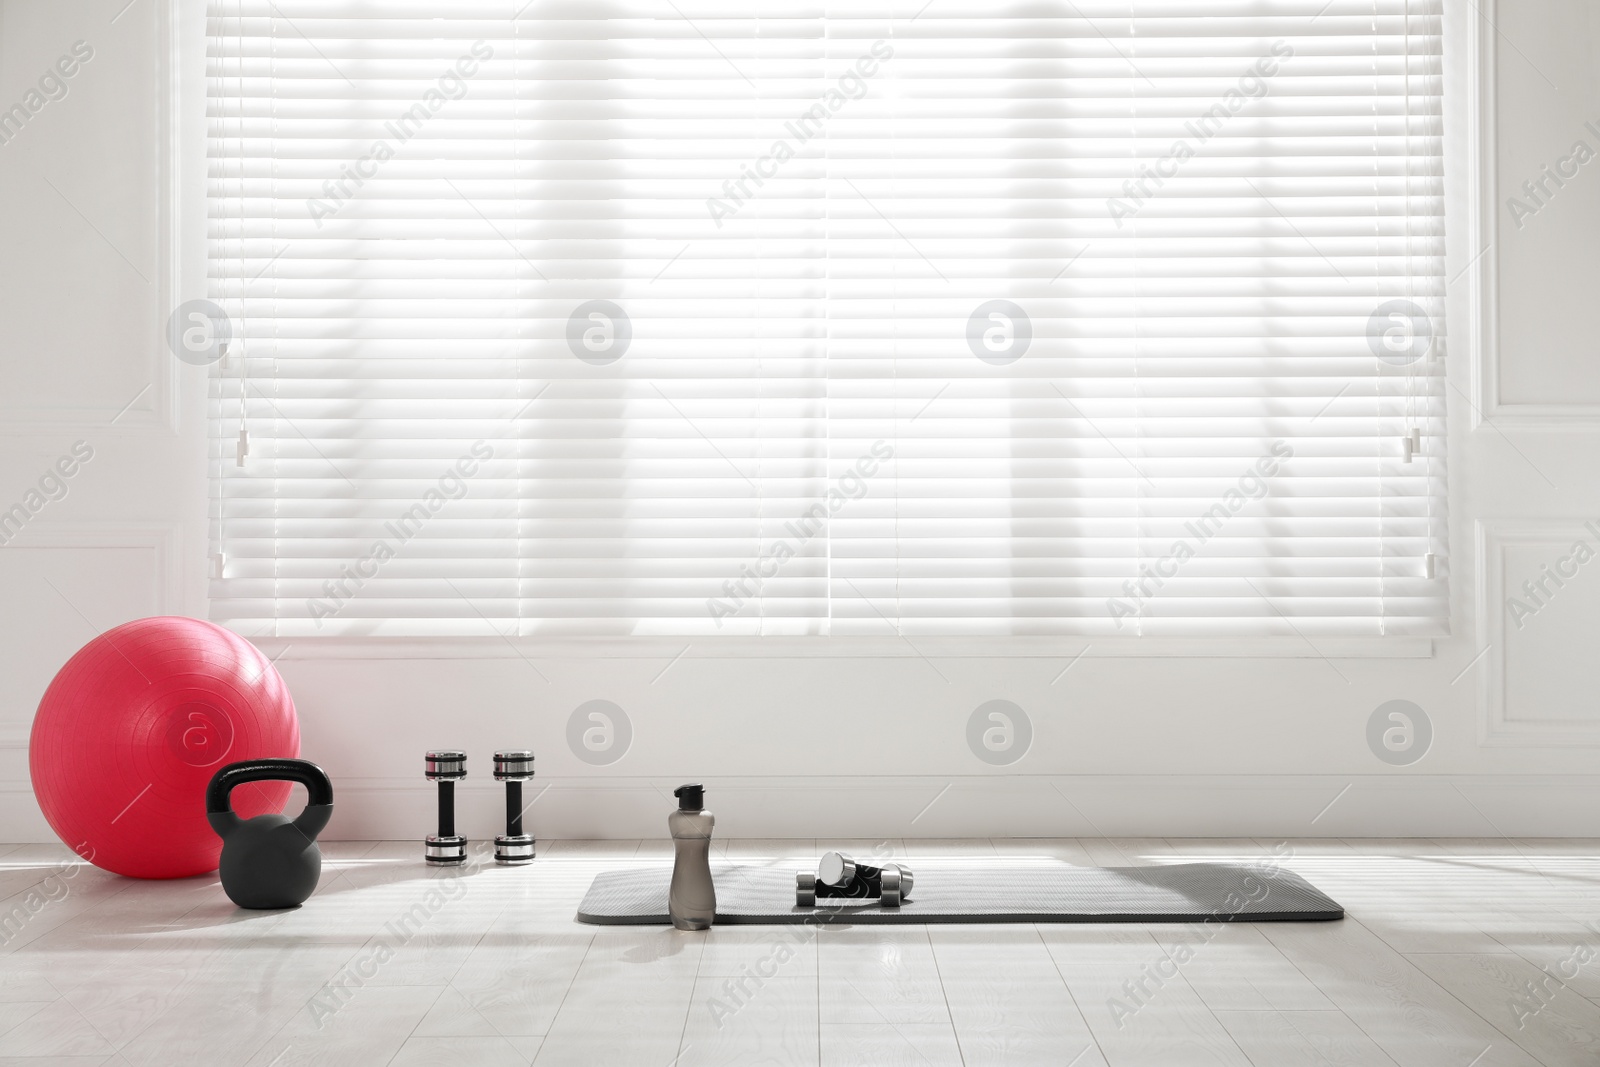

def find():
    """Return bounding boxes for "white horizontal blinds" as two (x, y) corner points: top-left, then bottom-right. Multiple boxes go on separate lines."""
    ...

(207, 1), (1448, 639)
(208, 4), (529, 636)
(825, 0), (1448, 637)
(206, 3), (828, 637)
(537, 8), (830, 636)
(822, 8), (1048, 636)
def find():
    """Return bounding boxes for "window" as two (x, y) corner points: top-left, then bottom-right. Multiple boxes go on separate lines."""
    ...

(207, 1), (1447, 639)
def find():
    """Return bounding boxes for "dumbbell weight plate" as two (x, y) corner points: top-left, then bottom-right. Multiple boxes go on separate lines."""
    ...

(817, 851), (857, 888)
(493, 749), (534, 780)
(495, 834), (535, 865)
(795, 870), (816, 907)
(425, 833), (466, 865)
(425, 750), (466, 779)
(878, 863), (914, 907)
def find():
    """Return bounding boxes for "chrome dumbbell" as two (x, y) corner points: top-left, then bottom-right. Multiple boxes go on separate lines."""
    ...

(796, 851), (915, 907)
(493, 749), (536, 865)
(424, 749), (467, 865)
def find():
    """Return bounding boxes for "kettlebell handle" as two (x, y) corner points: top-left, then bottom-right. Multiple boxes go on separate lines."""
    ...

(206, 758), (334, 840)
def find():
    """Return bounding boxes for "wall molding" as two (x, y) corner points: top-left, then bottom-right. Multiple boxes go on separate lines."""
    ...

(0, 521), (182, 756)
(240, 635), (1436, 662)
(1476, 518), (1600, 746)
(0, 522), (185, 828)
(1469, 0), (1600, 427)
(325, 773), (1600, 840)
(0, 0), (179, 438)
(2, 521), (183, 617)
(5, 773), (1597, 843)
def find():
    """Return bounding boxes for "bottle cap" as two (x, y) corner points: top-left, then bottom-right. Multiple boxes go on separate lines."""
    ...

(673, 783), (705, 810)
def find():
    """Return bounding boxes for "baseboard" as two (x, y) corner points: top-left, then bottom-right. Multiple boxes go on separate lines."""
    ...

(4, 773), (1596, 843)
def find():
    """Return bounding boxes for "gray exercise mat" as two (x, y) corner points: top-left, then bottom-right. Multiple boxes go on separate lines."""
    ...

(576, 862), (1342, 925)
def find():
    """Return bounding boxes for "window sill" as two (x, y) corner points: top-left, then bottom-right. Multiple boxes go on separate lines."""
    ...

(244, 635), (1436, 661)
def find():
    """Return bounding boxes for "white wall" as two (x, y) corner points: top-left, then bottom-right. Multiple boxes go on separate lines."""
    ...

(1, 0), (1597, 843)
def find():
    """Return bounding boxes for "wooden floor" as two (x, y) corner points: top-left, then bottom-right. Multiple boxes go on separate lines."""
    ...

(0, 837), (1597, 1066)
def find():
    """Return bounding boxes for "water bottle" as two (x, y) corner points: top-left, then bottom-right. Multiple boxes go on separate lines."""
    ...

(668, 783), (715, 930)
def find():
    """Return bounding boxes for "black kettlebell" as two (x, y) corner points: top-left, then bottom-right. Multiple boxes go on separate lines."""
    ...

(205, 758), (333, 909)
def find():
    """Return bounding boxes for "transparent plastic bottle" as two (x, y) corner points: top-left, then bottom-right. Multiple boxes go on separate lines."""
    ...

(668, 783), (715, 930)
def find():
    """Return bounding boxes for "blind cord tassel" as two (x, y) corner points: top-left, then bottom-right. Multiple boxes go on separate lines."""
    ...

(236, 426), (249, 467)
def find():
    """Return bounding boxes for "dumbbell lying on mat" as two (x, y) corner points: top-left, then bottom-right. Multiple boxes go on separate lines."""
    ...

(424, 749), (467, 865)
(494, 749), (536, 865)
(796, 851), (915, 908)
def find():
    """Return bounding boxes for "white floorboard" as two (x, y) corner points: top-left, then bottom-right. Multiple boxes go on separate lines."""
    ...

(0, 838), (1593, 1066)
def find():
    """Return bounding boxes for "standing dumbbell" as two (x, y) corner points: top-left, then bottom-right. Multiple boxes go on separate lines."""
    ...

(494, 749), (536, 865)
(424, 749), (467, 865)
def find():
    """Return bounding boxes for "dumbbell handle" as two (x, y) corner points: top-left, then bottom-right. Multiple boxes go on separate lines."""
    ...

(506, 779), (523, 836)
(438, 780), (455, 837)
